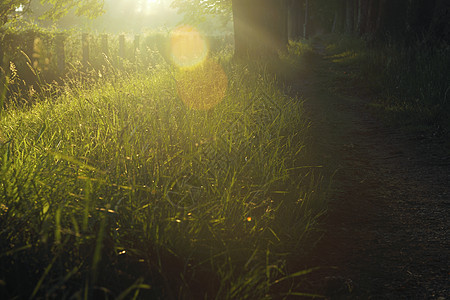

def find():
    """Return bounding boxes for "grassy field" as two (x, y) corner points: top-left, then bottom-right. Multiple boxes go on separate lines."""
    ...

(0, 43), (327, 299)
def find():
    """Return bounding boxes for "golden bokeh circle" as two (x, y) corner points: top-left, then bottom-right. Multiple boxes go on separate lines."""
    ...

(169, 25), (209, 68)
(176, 59), (228, 111)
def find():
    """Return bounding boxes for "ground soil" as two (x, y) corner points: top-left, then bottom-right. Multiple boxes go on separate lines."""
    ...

(291, 45), (449, 299)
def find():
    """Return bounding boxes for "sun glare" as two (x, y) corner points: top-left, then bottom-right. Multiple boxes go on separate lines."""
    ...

(169, 25), (209, 68)
(135, 0), (159, 14)
(170, 25), (227, 110)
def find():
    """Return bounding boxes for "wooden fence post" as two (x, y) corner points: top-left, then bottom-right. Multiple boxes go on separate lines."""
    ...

(119, 34), (125, 59)
(101, 34), (109, 67)
(82, 33), (89, 66)
(32, 35), (43, 72)
(55, 33), (65, 74)
(101, 34), (109, 57)
(134, 35), (140, 56)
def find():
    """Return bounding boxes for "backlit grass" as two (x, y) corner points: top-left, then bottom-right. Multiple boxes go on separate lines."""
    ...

(0, 51), (326, 298)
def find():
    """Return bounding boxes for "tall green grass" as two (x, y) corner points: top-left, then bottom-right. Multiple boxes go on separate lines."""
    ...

(0, 49), (326, 298)
(365, 43), (450, 134)
(323, 34), (450, 135)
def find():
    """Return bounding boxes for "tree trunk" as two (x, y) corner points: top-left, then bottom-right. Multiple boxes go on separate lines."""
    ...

(356, 0), (362, 34)
(288, 0), (303, 40)
(303, 0), (309, 38)
(281, 0), (289, 46)
(232, 0), (288, 60)
(374, 0), (386, 38)
(364, 0), (375, 36)
(269, 0), (288, 53)
(338, 0), (347, 33)
(332, 8), (338, 33)
(345, 0), (354, 33)
(231, 0), (254, 59)
(358, 0), (368, 35)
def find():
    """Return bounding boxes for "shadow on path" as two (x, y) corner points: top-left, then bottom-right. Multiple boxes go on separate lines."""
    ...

(291, 43), (449, 299)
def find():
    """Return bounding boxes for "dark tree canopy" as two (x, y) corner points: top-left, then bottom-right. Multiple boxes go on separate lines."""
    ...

(172, 0), (288, 60)
(295, 0), (450, 43)
(173, 0), (449, 60)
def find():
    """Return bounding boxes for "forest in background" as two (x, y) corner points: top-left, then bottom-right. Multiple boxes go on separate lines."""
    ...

(3, 0), (449, 134)
(0, 0), (449, 298)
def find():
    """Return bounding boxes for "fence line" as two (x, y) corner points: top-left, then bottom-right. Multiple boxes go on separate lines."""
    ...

(0, 31), (233, 80)
(0, 32), (145, 76)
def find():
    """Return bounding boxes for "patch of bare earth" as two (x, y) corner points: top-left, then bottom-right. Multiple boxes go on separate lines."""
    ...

(294, 49), (449, 299)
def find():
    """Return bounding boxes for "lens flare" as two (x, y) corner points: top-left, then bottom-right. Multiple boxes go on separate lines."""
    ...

(176, 59), (228, 111)
(169, 25), (208, 68)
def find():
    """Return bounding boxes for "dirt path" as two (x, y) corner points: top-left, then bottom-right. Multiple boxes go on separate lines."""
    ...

(294, 47), (449, 299)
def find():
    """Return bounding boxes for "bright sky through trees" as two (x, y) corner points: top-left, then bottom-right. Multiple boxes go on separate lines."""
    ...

(134, 0), (166, 14)
(84, 0), (181, 32)
(6, 0), (232, 35)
